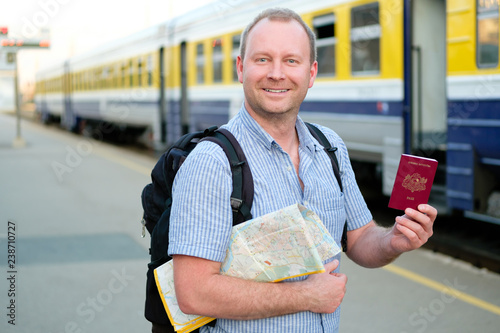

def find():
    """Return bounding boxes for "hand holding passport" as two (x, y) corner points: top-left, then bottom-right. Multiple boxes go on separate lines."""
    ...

(388, 154), (438, 211)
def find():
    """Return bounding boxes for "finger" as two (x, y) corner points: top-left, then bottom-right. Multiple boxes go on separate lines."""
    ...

(395, 223), (420, 245)
(331, 273), (348, 281)
(403, 208), (433, 232)
(396, 220), (429, 245)
(324, 259), (339, 273)
(418, 204), (438, 221)
(396, 216), (425, 237)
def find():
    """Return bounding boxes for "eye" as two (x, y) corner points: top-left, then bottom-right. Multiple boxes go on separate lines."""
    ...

(287, 59), (297, 64)
(257, 58), (267, 63)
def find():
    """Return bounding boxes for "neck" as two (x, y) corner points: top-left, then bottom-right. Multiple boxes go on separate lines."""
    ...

(245, 103), (299, 151)
(255, 117), (298, 153)
(246, 104), (303, 190)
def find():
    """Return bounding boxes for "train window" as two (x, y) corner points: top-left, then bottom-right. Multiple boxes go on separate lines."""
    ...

(196, 43), (205, 84)
(97, 68), (103, 89)
(108, 65), (114, 89)
(116, 64), (120, 88)
(96, 69), (99, 90)
(147, 55), (153, 87)
(129, 59), (134, 87)
(477, 0), (499, 67)
(113, 64), (119, 88)
(86, 71), (90, 90)
(351, 2), (380, 75)
(121, 62), (127, 88)
(232, 34), (241, 82)
(93, 69), (97, 90)
(138, 57), (143, 87)
(103, 66), (109, 89)
(313, 13), (336, 76)
(93, 69), (98, 90)
(213, 38), (223, 83)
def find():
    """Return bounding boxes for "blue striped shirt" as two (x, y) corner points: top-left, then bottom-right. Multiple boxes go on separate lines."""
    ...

(169, 104), (372, 332)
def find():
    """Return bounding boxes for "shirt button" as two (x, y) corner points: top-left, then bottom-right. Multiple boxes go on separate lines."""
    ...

(304, 201), (309, 206)
(287, 166), (292, 172)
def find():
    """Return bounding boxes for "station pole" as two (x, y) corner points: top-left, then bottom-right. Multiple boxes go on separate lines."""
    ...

(12, 50), (26, 148)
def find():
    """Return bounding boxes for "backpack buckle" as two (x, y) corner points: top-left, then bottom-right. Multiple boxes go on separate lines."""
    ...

(204, 126), (218, 136)
(230, 197), (243, 212)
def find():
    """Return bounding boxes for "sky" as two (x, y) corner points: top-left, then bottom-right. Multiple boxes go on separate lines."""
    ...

(0, 0), (214, 89)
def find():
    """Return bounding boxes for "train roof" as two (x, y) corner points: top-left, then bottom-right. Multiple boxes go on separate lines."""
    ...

(36, 0), (349, 76)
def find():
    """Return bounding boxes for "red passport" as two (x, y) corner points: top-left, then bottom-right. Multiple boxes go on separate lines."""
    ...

(388, 154), (438, 211)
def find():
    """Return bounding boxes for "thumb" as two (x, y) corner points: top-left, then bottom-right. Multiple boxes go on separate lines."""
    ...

(324, 259), (340, 273)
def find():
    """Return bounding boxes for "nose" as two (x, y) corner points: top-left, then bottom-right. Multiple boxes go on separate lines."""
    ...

(267, 61), (286, 80)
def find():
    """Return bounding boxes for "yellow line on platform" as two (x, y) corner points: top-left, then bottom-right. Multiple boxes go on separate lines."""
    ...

(26, 119), (154, 177)
(383, 264), (500, 316)
(94, 149), (152, 176)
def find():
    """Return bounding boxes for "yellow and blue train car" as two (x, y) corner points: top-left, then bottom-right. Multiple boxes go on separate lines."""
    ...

(34, 0), (500, 223)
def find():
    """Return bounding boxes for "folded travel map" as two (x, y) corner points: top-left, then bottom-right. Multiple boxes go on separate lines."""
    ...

(154, 203), (341, 333)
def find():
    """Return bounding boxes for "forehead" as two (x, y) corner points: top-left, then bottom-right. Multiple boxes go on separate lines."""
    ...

(246, 18), (310, 56)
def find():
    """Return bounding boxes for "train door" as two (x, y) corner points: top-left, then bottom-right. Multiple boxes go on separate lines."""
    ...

(159, 46), (166, 143)
(62, 61), (77, 132)
(164, 41), (188, 146)
(410, 0), (447, 157)
(180, 41), (189, 136)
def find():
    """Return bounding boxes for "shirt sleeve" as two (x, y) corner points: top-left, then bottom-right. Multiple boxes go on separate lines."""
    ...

(168, 141), (234, 262)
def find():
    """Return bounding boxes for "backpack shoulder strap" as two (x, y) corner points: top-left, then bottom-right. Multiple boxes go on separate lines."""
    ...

(202, 128), (253, 225)
(305, 122), (348, 252)
(305, 122), (343, 192)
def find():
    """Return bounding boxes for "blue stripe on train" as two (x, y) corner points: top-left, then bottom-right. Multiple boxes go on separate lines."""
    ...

(300, 100), (404, 117)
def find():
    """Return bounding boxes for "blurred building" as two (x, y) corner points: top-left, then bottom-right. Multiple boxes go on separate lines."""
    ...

(0, 50), (15, 112)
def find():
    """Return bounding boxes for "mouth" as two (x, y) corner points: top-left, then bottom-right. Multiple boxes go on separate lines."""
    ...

(264, 88), (289, 93)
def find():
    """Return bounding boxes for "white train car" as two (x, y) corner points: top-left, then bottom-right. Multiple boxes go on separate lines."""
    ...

(35, 0), (500, 223)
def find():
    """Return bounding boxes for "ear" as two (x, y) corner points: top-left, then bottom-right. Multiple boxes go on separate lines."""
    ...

(236, 55), (244, 83)
(308, 61), (318, 88)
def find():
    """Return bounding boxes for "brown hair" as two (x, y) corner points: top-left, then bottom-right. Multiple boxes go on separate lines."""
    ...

(240, 8), (317, 65)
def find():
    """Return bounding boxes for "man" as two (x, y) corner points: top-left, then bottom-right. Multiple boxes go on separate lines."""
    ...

(166, 8), (437, 333)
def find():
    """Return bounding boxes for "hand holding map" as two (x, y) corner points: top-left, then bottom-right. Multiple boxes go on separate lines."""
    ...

(154, 203), (341, 333)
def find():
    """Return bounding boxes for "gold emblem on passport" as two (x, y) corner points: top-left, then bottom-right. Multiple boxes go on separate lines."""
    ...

(402, 173), (427, 193)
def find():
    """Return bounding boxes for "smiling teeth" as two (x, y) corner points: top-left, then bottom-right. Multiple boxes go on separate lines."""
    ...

(265, 89), (287, 93)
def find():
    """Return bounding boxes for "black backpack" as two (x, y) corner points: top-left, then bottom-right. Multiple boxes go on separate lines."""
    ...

(141, 123), (346, 329)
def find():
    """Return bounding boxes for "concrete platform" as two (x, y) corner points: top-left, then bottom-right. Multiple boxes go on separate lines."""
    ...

(1, 114), (499, 332)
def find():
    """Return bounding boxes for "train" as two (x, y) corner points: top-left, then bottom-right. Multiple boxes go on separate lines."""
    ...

(34, 0), (500, 224)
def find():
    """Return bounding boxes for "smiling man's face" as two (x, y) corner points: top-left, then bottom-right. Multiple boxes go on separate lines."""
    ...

(237, 18), (318, 120)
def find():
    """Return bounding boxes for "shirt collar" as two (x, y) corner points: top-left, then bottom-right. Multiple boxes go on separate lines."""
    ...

(295, 117), (322, 154)
(237, 103), (321, 154)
